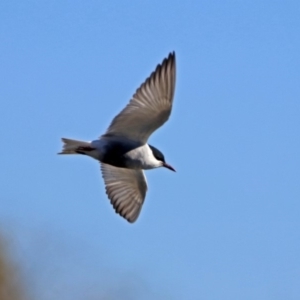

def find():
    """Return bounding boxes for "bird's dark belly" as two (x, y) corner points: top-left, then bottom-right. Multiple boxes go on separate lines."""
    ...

(102, 154), (128, 168)
(101, 140), (140, 168)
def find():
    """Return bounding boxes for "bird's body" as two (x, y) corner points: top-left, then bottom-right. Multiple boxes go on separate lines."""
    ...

(70, 137), (162, 170)
(59, 52), (176, 223)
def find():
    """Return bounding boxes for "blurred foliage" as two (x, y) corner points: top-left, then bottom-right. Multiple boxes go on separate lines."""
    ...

(0, 234), (26, 300)
(0, 231), (157, 300)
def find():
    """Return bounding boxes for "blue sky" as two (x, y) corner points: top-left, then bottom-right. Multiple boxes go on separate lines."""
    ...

(1, 1), (300, 299)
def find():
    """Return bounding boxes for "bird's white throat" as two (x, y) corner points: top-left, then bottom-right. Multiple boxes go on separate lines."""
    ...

(124, 144), (162, 170)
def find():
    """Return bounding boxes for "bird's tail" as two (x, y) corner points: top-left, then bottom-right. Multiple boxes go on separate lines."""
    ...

(58, 138), (93, 155)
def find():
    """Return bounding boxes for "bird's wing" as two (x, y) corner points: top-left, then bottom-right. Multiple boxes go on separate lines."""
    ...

(101, 163), (148, 223)
(102, 52), (176, 144)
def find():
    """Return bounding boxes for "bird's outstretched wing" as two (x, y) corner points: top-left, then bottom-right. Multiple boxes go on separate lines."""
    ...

(103, 52), (176, 144)
(101, 163), (148, 223)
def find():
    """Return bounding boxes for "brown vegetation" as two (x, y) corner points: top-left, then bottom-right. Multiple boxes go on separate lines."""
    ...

(0, 235), (26, 300)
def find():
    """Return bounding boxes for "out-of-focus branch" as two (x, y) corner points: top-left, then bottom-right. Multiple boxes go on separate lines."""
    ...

(0, 235), (25, 300)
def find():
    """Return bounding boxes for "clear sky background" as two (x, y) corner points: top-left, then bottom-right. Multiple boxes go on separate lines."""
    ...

(1, 1), (300, 299)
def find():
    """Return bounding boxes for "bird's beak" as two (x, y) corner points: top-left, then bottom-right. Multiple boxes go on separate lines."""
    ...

(163, 162), (176, 172)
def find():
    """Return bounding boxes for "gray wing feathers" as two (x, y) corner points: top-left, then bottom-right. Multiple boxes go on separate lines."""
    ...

(101, 163), (148, 223)
(103, 52), (176, 143)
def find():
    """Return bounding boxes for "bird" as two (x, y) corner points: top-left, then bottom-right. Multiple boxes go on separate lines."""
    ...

(59, 52), (176, 223)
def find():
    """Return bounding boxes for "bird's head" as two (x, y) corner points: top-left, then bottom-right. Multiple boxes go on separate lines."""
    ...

(149, 145), (176, 172)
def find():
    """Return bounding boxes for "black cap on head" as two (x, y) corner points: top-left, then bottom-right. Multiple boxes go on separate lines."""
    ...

(149, 145), (176, 172)
(149, 145), (165, 162)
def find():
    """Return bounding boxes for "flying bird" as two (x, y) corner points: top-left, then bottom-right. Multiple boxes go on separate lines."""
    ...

(59, 52), (176, 223)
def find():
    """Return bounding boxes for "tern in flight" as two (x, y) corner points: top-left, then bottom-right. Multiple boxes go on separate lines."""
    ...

(59, 52), (176, 223)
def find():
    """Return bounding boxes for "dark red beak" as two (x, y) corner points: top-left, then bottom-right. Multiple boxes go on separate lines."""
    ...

(163, 162), (176, 172)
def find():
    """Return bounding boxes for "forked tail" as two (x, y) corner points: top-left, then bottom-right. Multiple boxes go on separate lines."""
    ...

(58, 138), (93, 155)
